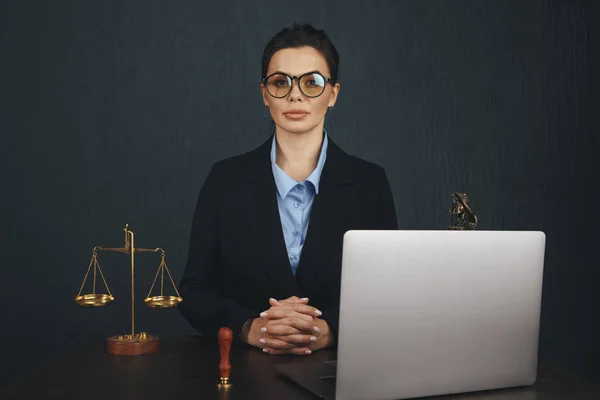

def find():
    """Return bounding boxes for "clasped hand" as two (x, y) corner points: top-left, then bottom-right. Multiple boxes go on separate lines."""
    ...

(247, 296), (333, 355)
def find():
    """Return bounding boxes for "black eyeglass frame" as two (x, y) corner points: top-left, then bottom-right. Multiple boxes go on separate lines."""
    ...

(262, 71), (334, 98)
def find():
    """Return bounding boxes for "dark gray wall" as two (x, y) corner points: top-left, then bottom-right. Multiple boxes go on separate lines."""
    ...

(1, 0), (598, 387)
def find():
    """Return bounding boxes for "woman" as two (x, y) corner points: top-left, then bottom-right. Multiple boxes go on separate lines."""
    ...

(178, 23), (397, 356)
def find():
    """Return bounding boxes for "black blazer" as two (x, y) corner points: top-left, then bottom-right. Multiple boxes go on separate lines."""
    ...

(178, 135), (398, 339)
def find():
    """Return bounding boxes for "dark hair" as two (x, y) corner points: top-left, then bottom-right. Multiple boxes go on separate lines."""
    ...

(261, 23), (339, 83)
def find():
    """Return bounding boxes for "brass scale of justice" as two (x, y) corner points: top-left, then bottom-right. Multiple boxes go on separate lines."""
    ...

(74, 223), (235, 388)
(74, 224), (182, 356)
(74, 194), (476, 388)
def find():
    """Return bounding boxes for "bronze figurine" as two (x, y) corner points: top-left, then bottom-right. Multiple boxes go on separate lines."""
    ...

(449, 193), (477, 230)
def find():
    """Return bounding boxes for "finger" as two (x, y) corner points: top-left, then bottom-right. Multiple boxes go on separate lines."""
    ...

(276, 334), (318, 345)
(267, 316), (322, 334)
(275, 296), (310, 304)
(262, 308), (314, 321)
(258, 337), (294, 350)
(268, 298), (281, 307)
(263, 347), (313, 356)
(289, 303), (322, 317)
(268, 303), (322, 317)
(261, 324), (304, 336)
(261, 328), (317, 345)
(266, 297), (310, 311)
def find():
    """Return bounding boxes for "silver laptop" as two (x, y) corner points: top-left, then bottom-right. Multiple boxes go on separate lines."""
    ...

(277, 230), (546, 400)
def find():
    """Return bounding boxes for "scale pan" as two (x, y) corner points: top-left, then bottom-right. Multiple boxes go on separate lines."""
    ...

(75, 293), (114, 307)
(144, 295), (182, 308)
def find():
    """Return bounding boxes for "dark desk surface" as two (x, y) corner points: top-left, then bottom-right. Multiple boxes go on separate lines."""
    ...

(1, 336), (599, 400)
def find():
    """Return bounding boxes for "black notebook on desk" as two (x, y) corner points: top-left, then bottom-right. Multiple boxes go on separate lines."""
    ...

(276, 359), (337, 400)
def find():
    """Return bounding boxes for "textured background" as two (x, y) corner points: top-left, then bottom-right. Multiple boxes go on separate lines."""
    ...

(1, 0), (598, 387)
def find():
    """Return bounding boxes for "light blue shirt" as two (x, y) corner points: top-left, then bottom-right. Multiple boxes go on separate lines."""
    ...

(270, 132), (328, 275)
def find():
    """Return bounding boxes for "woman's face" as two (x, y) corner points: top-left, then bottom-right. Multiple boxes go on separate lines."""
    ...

(261, 46), (340, 135)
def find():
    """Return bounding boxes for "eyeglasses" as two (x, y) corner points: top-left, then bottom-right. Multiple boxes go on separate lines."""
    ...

(262, 71), (333, 98)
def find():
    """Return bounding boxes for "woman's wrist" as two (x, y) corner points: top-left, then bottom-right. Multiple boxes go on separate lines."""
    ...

(239, 318), (255, 344)
(315, 318), (335, 350)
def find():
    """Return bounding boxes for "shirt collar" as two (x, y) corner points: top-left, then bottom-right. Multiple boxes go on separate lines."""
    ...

(270, 130), (329, 198)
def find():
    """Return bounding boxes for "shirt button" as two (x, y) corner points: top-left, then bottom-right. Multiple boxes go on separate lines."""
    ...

(290, 255), (297, 262)
(293, 202), (300, 208)
(292, 231), (299, 236)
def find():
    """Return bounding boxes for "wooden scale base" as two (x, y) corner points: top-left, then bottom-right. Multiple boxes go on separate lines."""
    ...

(106, 332), (159, 356)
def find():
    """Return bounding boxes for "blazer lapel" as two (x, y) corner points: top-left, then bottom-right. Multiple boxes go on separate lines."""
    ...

(295, 140), (357, 288)
(239, 137), (303, 296)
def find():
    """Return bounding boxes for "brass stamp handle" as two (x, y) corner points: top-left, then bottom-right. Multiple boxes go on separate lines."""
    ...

(218, 327), (233, 388)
